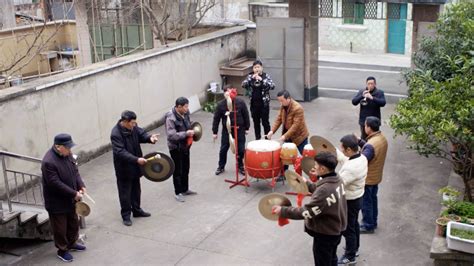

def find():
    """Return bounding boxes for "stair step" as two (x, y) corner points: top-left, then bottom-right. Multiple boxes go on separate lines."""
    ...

(20, 212), (38, 225)
(0, 211), (20, 224)
(36, 213), (49, 226)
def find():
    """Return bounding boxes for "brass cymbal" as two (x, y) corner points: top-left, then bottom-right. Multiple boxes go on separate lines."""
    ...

(191, 122), (203, 142)
(141, 152), (175, 182)
(258, 193), (292, 221)
(285, 170), (309, 194)
(309, 135), (337, 157)
(301, 157), (316, 177)
(76, 201), (90, 217)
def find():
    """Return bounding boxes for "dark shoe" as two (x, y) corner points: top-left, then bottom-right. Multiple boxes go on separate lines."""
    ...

(123, 219), (132, 226)
(276, 175), (286, 182)
(360, 226), (374, 234)
(239, 167), (246, 175)
(133, 210), (151, 218)
(343, 247), (360, 258)
(68, 243), (86, 252)
(57, 250), (73, 262)
(183, 190), (197, 196)
(338, 255), (356, 265)
(215, 168), (224, 175)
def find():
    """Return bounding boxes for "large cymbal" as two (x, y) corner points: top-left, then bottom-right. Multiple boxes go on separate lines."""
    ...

(285, 170), (309, 194)
(301, 157), (316, 177)
(258, 193), (292, 221)
(76, 201), (90, 217)
(191, 122), (202, 142)
(309, 135), (337, 157)
(141, 152), (175, 182)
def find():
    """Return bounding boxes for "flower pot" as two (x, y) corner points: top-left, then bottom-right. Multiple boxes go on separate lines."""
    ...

(436, 217), (450, 237)
(444, 214), (462, 222)
(447, 221), (474, 254)
(442, 192), (457, 202)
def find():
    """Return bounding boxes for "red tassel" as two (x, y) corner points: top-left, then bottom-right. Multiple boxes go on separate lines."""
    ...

(296, 193), (305, 207)
(294, 156), (303, 176)
(186, 136), (193, 148)
(278, 217), (290, 227)
(310, 175), (318, 182)
(229, 88), (237, 100)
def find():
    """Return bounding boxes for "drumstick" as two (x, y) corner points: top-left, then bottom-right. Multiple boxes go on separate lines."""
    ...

(84, 192), (96, 204)
(146, 154), (161, 162)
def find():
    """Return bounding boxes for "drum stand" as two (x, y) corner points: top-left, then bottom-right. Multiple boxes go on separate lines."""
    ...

(225, 100), (249, 189)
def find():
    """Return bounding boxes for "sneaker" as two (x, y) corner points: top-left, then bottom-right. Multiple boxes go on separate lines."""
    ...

(68, 243), (86, 252)
(183, 190), (197, 196)
(123, 219), (132, 226)
(133, 210), (151, 217)
(175, 193), (185, 202)
(215, 168), (224, 175)
(360, 226), (375, 234)
(57, 250), (73, 262)
(239, 167), (246, 175)
(338, 255), (356, 265)
(343, 247), (360, 258)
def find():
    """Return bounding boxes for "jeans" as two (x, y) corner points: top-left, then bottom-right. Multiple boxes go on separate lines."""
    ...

(342, 196), (363, 258)
(361, 184), (378, 230)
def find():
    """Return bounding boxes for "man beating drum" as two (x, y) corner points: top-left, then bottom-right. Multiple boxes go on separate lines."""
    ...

(266, 90), (309, 154)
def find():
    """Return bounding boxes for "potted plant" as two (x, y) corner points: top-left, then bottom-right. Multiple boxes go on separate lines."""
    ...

(436, 217), (451, 237)
(447, 221), (474, 254)
(439, 186), (461, 202)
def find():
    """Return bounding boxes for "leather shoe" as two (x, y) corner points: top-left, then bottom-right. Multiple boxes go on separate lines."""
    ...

(239, 167), (246, 175)
(360, 226), (374, 234)
(123, 219), (132, 226)
(133, 210), (151, 218)
(215, 168), (224, 175)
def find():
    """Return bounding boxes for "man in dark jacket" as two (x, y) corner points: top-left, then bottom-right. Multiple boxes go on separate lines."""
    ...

(242, 60), (274, 140)
(351, 76), (386, 140)
(165, 97), (197, 203)
(212, 88), (250, 176)
(42, 133), (86, 262)
(111, 110), (159, 226)
(273, 152), (348, 266)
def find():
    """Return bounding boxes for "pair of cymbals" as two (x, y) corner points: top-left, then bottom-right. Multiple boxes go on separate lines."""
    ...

(258, 193), (292, 221)
(76, 201), (90, 217)
(141, 152), (175, 182)
(300, 135), (337, 176)
(285, 170), (309, 194)
(191, 122), (202, 142)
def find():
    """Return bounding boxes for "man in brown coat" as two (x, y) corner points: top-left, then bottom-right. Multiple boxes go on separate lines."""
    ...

(273, 152), (347, 266)
(358, 116), (388, 234)
(267, 90), (309, 154)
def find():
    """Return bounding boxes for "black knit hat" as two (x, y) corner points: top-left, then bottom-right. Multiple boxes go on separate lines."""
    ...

(54, 133), (75, 149)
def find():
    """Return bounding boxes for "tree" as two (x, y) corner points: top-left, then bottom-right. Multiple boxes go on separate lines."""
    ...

(390, 2), (474, 201)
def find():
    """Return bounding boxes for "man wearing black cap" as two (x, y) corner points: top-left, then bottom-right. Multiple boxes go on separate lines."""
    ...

(111, 110), (159, 226)
(242, 60), (275, 140)
(273, 152), (347, 266)
(42, 133), (87, 262)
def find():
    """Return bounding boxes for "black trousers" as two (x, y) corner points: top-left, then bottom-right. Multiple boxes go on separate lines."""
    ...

(313, 233), (342, 266)
(48, 212), (79, 252)
(360, 124), (368, 141)
(170, 148), (190, 195)
(342, 197), (363, 259)
(250, 104), (270, 140)
(219, 128), (245, 169)
(116, 176), (141, 220)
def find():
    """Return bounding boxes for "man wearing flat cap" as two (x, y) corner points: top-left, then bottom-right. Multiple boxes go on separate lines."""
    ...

(41, 133), (87, 262)
(111, 110), (159, 226)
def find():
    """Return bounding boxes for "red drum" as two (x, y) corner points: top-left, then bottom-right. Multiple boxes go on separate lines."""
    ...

(302, 144), (316, 158)
(245, 140), (282, 179)
(280, 142), (298, 165)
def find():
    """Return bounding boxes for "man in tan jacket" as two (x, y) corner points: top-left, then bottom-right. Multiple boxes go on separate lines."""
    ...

(358, 116), (388, 234)
(267, 90), (309, 154)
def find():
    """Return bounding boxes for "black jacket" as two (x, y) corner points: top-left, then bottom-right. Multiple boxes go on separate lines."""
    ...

(111, 121), (152, 179)
(41, 147), (85, 213)
(212, 97), (250, 134)
(352, 87), (386, 125)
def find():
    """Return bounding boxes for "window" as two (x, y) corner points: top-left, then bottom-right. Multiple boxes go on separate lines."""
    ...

(343, 0), (365, 25)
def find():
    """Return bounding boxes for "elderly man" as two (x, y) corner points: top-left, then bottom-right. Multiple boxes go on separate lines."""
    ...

(42, 133), (86, 262)
(111, 110), (159, 226)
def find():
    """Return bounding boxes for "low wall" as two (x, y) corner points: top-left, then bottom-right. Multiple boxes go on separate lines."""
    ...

(0, 26), (252, 190)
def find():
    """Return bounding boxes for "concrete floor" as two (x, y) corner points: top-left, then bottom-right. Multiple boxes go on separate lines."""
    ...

(17, 97), (449, 265)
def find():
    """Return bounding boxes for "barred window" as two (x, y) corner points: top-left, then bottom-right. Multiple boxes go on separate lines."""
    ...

(319, 0), (334, 18)
(343, 0), (364, 24)
(365, 0), (378, 19)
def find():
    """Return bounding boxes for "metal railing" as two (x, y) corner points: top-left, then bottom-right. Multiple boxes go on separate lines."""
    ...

(0, 151), (43, 212)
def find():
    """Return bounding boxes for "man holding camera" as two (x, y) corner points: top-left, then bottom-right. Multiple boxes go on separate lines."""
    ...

(242, 60), (274, 140)
(351, 77), (386, 140)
